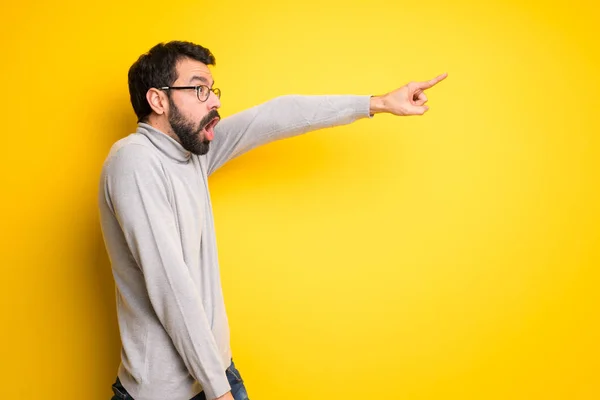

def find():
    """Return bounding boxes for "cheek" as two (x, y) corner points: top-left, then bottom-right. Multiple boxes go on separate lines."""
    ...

(179, 101), (203, 122)
(179, 97), (211, 124)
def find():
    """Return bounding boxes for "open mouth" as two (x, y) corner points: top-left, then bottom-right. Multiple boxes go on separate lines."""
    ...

(203, 117), (220, 141)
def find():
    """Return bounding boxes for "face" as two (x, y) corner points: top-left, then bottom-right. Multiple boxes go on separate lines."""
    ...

(166, 58), (221, 155)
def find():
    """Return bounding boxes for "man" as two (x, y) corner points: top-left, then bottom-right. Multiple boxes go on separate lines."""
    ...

(98, 40), (447, 400)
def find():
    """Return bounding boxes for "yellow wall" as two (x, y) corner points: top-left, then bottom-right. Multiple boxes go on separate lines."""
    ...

(1, 0), (598, 398)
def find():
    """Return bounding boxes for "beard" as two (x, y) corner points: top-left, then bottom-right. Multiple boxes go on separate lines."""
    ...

(168, 98), (220, 156)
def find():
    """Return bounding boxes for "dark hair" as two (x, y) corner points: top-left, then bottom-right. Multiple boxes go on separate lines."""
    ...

(128, 41), (216, 122)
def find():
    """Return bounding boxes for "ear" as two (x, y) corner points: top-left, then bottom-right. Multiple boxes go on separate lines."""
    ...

(146, 88), (168, 116)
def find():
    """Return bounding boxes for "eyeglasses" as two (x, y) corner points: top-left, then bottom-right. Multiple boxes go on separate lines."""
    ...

(159, 85), (221, 102)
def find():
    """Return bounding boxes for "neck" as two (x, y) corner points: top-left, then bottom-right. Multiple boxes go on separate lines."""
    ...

(146, 115), (181, 144)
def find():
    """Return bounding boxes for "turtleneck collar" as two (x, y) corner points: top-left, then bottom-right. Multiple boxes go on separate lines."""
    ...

(136, 123), (192, 163)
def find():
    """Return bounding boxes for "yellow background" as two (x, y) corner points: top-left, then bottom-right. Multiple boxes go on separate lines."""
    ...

(1, 0), (598, 398)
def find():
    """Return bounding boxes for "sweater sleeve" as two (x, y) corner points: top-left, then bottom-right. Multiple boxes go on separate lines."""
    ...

(103, 144), (230, 400)
(206, 94), (373, 175)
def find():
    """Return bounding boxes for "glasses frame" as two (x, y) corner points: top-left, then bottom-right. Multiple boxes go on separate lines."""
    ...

(159, 85), (221, 102)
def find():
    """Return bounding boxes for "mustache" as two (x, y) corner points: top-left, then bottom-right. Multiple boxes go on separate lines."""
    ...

(198, 109), (221, 131)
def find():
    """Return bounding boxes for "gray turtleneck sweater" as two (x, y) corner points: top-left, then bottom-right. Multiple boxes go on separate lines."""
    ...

(98, 94), (372, 400)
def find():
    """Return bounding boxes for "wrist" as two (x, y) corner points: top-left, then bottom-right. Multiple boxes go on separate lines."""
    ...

(369, 95), (387, 115)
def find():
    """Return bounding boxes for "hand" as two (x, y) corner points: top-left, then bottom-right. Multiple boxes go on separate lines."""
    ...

(370, 72), (448, 116)
(215, 391), (234, 400)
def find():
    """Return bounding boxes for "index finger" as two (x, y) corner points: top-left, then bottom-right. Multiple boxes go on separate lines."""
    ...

(417, 72), (448, 90)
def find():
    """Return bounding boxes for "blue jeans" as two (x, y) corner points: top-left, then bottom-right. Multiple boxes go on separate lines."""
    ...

(111, 359), (249, 400)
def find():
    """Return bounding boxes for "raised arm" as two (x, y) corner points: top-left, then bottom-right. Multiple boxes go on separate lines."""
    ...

(206, 72), (448, 175)
(206, 94), (372, 175)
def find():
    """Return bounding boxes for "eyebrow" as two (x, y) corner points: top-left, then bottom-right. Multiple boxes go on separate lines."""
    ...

(189, 75), (214, 86)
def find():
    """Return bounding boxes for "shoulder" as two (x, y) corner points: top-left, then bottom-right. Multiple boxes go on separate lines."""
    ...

(100, 136), (170, 193)
(103, 135), (162, 173)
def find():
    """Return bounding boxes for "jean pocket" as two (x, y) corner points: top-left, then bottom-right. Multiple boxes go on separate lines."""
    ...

(226, 365), (243, 384)
(111, 378), (130, 400)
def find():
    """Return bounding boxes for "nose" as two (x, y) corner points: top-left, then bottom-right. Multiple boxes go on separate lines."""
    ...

(208, 91), (221, 110)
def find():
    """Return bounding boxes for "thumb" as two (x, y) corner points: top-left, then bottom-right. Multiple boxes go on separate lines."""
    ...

(408, 105), (429, 115)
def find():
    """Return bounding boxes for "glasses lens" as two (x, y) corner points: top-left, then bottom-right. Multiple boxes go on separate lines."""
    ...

(196, 86), (209, 102)
(213, 88), (221, 99)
